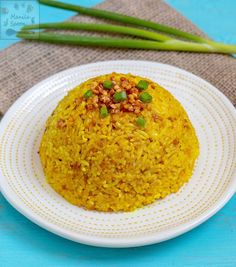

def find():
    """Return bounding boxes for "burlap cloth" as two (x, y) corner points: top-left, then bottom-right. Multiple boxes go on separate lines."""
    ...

(0, 0), (236, 116)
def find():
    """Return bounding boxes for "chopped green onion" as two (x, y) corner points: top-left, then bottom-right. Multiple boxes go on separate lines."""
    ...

(103, 80), (113, 89)
(137, 80), (148, 90)
(114, 91), (127, 102)
(100, 106), (109, 118)
(136, 117), (146, 128)
(84, 89), (93, 98)
(140, 92), (152, 103)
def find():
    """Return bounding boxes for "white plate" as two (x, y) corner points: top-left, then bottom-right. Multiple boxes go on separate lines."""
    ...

(0, 60), (236, 248)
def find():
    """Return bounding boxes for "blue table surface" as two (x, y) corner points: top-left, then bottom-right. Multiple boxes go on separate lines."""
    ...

(0, 1), (236, 266)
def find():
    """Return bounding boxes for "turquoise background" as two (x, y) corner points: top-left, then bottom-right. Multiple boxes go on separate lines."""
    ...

(0, 0), (236, 266)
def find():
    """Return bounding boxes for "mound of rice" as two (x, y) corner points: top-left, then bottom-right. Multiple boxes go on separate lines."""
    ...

(39, 73), (199, 212)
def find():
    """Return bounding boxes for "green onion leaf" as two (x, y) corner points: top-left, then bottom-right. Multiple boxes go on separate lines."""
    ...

(140, 92), (152, 103)
(103, 80), (113, 89)
(84, 89), (93, 98)
(114, 91), (127, 102)
(22, 22), (172, 42)
(137, 80), (148, 90)
(100, 106), (109, 118)
(17, 0), (236, 55)
(16, 31), (236, 54)
(38, 0), (211, 44)
(136, 117), (146, 128)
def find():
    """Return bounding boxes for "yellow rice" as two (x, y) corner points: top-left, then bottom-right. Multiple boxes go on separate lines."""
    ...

(39, 73), (199, 212)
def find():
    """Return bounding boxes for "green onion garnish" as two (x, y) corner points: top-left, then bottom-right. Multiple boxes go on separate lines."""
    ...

(136, 117), (146, 128)
(140, 92), (152, 103)
(114, 91), (127, 102)
(100, 106), (109, 118)
(84, 89), (93, 98)
(137, 80), (148, 90)
(103, 80), (113, 90)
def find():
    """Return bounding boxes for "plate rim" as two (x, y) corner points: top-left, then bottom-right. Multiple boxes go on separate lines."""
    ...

(0, 60), (236, 248)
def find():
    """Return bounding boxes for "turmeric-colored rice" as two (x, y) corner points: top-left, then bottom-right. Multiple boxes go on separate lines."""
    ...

(39, 73), (199, 212)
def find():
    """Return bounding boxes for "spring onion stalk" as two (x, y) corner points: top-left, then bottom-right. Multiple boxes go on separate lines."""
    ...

(38, 0), (209, 43)
(38, 0), (236, 53)
(22, 22), (172, 42)
(16, 31), (236, 54)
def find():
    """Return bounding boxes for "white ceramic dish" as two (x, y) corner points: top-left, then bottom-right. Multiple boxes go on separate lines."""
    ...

(0, 60), (236, 248)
